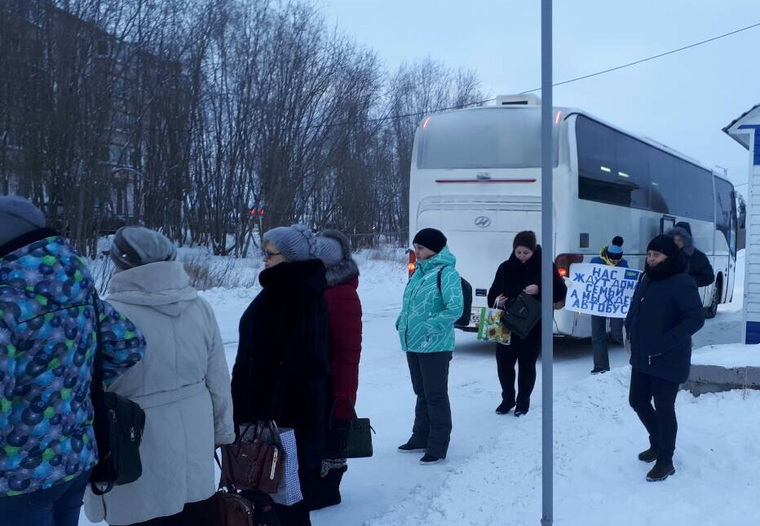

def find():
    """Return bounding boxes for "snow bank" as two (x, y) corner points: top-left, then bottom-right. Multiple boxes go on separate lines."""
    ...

(693, 343), (760, 368)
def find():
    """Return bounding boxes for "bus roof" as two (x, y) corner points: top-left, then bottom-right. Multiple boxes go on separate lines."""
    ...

(425, 104), (726, 180)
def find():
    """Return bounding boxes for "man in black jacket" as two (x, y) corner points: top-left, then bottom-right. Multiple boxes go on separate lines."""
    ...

(668, 222), (714, 288)
(625, 234), (704, 482)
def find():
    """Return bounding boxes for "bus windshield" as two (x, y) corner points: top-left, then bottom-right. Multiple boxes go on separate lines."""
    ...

(416, 107), (558, 170)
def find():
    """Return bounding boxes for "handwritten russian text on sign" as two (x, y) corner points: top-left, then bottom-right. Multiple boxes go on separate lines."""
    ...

(565, 263), (642, 318)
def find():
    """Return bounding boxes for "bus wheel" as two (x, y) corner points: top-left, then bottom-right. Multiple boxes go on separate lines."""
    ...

(705, 278), (721, 319)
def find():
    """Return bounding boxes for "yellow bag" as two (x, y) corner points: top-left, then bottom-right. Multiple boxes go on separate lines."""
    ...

(476, 305), (511, 344)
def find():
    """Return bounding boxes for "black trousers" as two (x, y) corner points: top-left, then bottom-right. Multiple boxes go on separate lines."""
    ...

(495, 332), (541, 412)
(406, 351), (453, 458)
(629, 368), (680, 465)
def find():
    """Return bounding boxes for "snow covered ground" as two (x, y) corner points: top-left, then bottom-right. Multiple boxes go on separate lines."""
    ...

(81, 251), (758, 526)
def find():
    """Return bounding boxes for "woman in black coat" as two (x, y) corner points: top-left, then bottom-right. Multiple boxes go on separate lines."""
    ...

(487, 231), (567, 416)
(231, 225), (330, 526)
(625, 234), (704, 482)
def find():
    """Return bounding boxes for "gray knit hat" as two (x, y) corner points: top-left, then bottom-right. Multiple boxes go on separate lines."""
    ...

(316, 236), (343, 267)
(263, 224), (318, 262)
(0, 196), (46, 247)
(110, 226), (177, 270)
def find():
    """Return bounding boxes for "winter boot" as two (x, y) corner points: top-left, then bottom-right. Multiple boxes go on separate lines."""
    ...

(638, 447), (657, 463)
(398, 441), (426, 453)
(646, 462), (675, 482)
(419, 454), (445, 465)
(307, 465), (347, 511)
(495, 401), (515, 415)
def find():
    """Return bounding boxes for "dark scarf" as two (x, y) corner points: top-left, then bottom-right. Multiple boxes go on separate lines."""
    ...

(258, 259), (327, 294)
(645, 250), (687, 281)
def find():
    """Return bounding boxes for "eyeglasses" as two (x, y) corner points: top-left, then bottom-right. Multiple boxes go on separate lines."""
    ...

(263, 250), (282, 260)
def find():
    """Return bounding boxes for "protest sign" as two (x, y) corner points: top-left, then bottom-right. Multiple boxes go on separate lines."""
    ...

(565, 263), (642, 318)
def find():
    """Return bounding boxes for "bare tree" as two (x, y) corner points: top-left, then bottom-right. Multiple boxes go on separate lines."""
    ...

(1, 0), (487, 256)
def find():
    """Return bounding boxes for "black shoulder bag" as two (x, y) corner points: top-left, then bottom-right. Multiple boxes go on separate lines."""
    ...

(501, 292), (542, 339)
(89, 293), (146, 495)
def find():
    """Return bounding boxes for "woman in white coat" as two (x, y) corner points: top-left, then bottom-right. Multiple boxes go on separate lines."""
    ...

(85, 227), (235, 526)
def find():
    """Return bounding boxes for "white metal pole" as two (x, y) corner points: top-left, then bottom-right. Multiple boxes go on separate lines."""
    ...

(540, 1), (554, 525)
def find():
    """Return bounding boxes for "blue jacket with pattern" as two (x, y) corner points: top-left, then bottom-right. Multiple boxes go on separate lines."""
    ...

(395, 246), (463, 353)
(0, 229), (146, 496)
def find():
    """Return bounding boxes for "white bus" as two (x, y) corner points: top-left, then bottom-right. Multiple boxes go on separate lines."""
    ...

(408, 95), (738, 338)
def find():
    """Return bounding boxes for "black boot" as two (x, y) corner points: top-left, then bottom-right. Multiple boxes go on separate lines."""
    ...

(646, 462), (675, 482)
(398, 441), (426, 452)
(495, 401), (515, 415)
(638, 447), (657, 463)
(307, 465), (348, 510)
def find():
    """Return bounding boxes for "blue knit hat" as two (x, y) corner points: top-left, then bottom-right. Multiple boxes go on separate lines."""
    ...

(607, 236), (624, 258)
(263, 224), (318, 262)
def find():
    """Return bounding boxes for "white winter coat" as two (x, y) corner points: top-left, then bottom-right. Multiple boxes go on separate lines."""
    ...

(84, 261), (235, 524)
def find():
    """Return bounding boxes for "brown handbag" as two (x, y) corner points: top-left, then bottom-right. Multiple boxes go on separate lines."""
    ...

(221, 421), (284, 494)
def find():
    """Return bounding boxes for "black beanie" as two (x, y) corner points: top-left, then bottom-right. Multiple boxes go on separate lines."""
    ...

(513, 230), (537, 251)
(647, 234), (677, 257)
(413, 228), (447, 253)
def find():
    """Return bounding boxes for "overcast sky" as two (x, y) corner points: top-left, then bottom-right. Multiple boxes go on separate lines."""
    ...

(320, 0), (760, 194)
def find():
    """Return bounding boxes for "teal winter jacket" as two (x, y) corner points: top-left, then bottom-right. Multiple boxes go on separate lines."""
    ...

(396, 246), (463, 353)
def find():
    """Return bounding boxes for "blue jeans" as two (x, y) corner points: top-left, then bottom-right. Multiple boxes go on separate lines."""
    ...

(0, 470), (90, 526)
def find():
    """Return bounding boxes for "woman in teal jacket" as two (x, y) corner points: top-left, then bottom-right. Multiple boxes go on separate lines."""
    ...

(395, 228), (463, 465)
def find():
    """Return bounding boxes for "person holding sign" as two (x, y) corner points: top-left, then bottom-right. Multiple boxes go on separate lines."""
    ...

(625, 234), (704, 482)
(589, 236), (629, 374)
(487, 231), (567, 417)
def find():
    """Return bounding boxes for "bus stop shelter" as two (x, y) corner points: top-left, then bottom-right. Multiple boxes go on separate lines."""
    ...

(724, 104), (760, 344)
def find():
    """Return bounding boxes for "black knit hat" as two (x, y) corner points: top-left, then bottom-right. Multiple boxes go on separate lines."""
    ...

(413, 228), (447, 253)
(647, 234), (677, 257)
(513, 230), (537, 251)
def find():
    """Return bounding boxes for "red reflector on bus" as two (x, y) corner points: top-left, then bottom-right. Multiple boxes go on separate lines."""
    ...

(555, 253), (583, 278)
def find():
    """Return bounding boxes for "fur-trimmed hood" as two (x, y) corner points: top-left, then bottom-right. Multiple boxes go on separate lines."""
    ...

(318, 229), (360, 287)
(667, 226), (695, 256)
